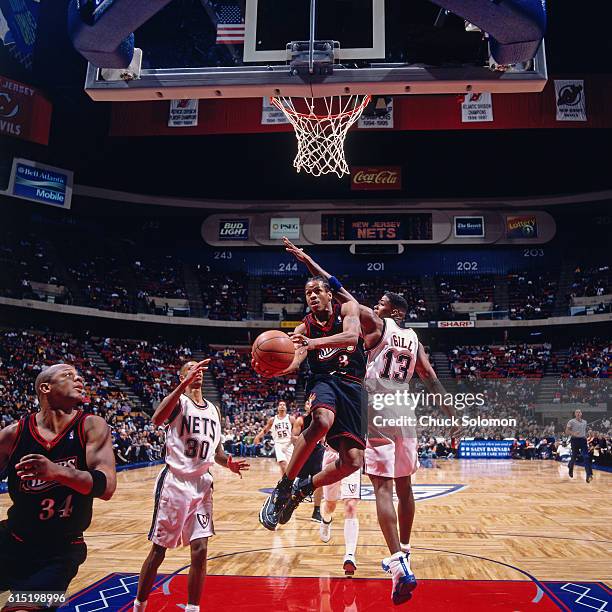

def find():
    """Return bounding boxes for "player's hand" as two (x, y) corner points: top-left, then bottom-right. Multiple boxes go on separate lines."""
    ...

(227, 455), (250, 478)
(182, 359), (211, 386)
(283, 237), (310, 263)
(289, 332), (312, 350)
(251, 357), (277, 378)
(16, 454), (61, 482)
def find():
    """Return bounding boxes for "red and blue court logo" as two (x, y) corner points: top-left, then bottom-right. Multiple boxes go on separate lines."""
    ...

(63, 574), (611, 611)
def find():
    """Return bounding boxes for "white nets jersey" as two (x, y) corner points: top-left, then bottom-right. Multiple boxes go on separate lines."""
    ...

(271, 414), (292, 445)
(165, 394), (221, 479)
(366, 318), (419, 392)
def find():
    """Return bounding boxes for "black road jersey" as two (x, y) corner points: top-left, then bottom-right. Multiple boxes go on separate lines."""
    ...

(5, 411), (93, 542)
(303, 302), (366, 384)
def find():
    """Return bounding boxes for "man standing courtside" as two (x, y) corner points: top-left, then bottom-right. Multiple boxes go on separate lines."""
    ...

(565, 409), (593, 483)
(0, 364), (117, 612)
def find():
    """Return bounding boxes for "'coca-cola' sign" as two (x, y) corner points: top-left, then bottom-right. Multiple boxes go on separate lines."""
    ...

(350, 166), (402, 191)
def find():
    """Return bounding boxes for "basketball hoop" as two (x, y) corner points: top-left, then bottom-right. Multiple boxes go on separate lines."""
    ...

(270, 95), (371, 178)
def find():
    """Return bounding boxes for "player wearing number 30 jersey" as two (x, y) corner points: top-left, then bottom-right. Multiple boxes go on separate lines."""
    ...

(134, 360), (248, 612)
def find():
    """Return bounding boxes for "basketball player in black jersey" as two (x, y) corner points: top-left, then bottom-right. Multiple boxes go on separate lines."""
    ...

(256, 277), (367, 531)
(0, 363), (116, 611)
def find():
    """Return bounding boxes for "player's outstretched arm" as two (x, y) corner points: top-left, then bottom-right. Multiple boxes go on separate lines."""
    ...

(291, 300), (361, 351)
(215, 444), (250, 477)
(0, 422), (19, 475)
(283, 237), (359, 305)
(291, 415), (303, 444)
(254, 417), (274, 445)
(151, 359), (211, 426)
(15, 416), (117, 500)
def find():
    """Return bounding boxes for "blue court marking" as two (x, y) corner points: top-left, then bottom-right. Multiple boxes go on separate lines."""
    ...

(547, 582), (611, 611)
(117, 460), (164, 472)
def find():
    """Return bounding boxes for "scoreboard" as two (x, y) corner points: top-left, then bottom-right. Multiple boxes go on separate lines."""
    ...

(321, 214), (433, 241)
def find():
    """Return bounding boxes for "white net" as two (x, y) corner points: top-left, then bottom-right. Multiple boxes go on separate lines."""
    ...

(270, 95), (371, 178)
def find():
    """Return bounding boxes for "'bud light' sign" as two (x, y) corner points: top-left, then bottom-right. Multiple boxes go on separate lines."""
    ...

(219, 219), (249, 241)
(7, 158), (73, 209)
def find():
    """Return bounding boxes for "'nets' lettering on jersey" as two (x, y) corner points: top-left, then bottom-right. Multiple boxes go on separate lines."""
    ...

(180, 415), (218, 439)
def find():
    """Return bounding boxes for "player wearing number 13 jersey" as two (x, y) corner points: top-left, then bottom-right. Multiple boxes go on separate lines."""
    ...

(134, 360), (248, 612)
(0, 363), (116, 612)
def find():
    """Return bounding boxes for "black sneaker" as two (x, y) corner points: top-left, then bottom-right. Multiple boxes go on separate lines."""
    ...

(343, 555), (357, 577)
(568, 465), (574, 478)
(259, 478), (292, 531)
(279, 476), (314, 525)
(311, 507), (323, 523)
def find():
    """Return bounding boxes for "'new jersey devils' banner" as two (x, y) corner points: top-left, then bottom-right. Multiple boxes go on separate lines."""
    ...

(0, 75), (52, 145)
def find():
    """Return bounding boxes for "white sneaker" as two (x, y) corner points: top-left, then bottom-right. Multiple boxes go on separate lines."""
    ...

(382, 551), (417, 604)
(343, 553), (357, 576)
(319, 517), (332, 543)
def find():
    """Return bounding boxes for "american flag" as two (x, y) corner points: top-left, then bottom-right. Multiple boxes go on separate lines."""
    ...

(216, 5), (245, 45)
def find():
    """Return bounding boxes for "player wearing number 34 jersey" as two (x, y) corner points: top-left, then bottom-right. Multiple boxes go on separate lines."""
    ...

(0, 364), (116, 612)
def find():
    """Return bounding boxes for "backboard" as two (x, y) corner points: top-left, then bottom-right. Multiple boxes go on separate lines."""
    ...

(72, 0), (547, 101)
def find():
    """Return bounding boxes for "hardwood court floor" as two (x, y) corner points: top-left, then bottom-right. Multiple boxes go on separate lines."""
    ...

(1, 458), (611, 596)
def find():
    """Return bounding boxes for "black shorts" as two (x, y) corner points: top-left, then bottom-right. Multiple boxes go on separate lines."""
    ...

(306, 374), (367, 453)
(0, 521), (87, 610)
(298, 443), (325, 478)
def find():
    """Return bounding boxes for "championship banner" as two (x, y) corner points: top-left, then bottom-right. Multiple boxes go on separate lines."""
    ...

(461, 92), (494, 123)
(0, 76), (52, 144)
(6, 158), (73, 209)
(358, 96), (393, 129)
(506, 214), (538, 239)
(261, 97), (289, 125)
(458, 440), (513, 459)
(554, 80), (586, 122)
(437, 321), (475, 328)
(351, 166), (402, 191)
(218, 219), (249, 241)
(168, 99), (198, 127)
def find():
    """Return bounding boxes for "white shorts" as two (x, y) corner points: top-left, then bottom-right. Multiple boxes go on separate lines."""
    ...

(274, 441), (293, 463)
(148, 466), (214, 548)
(322, 448), (361, 501)
(365, 436), (419, 479)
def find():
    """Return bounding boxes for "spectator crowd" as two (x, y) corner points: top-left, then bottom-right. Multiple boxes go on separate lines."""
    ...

(0, 331), (610, 473)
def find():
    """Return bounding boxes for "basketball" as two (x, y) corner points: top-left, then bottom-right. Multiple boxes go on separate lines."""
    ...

(252, 330), (295, 374)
